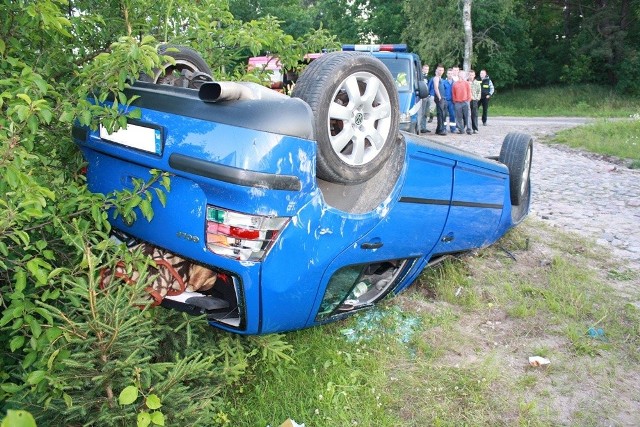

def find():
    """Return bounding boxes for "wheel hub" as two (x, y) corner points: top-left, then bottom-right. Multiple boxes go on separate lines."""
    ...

(324, 70), (394, 168)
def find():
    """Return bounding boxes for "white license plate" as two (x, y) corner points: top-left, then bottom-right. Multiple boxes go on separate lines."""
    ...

(99, 123), (162, 155)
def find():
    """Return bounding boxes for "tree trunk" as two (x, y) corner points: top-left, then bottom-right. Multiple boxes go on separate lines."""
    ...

(462, 0), (473, 71)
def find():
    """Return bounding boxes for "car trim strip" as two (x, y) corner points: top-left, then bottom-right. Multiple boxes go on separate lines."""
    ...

(399, 196), (502, 209)
(169, 153), (302, 191)
(452, 200), (503, 209)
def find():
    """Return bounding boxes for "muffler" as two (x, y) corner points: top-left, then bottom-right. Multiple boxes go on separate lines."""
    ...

(199, 81), (288, 103)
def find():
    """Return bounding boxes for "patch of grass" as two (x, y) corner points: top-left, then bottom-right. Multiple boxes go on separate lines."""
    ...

(492, 84), (640, 117)
(517, 373), (539, 389)
(552, 118), (640, 162)
(607, 268), (638, 281)
(219, 305), (425, 427)
(383, 354), (509, 426)
(409, 222), (640, 423)
(566, 323), (610, 356)
(220, 220), (640, 426)
(417, 257), (482, 308)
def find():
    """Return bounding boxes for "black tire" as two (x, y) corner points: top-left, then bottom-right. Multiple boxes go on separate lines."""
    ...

(499, 132), (533, 206)
(291, 52), (400, 184)
(139, 45), (213, 89)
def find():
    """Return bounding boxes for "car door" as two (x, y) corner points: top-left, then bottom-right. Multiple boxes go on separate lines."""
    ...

(307, 145), (455, 324)
(431, 160), (508, 255)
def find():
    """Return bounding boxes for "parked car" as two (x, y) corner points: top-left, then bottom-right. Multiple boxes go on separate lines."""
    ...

(74, 48), (532, 335)
(248, 44), (428, 134)
(247, 53), (323, 91)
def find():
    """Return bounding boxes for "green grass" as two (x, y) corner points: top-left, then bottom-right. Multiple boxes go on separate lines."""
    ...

(217, 308), (426, 426)
(492, 84), (640, 117)
(552, 119), (640, 165)
(491, 84), (640, 166)
(218, 222), (640, 426)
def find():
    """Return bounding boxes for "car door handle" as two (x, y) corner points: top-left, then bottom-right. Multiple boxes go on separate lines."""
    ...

(441, 232), (454, 243)
(361, 241), (383, 250)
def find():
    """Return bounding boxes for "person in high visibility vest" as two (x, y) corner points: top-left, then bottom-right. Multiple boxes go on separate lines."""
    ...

(479, 69), (495, 126)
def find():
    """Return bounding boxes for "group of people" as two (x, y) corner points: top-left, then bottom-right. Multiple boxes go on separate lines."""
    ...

(419, 64), (494, 136)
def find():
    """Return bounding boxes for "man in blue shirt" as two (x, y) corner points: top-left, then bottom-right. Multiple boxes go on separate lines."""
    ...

(443, 68), (456, 133)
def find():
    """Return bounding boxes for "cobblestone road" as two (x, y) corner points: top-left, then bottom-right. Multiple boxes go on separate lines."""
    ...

(423, 117), (640, 268)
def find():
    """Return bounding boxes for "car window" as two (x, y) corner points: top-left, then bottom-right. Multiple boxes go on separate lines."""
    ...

(378, 57), (411, 92)
(316, 259), (412, 320)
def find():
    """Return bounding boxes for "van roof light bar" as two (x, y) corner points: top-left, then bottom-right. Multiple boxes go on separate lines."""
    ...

(342, 44), (408, 53)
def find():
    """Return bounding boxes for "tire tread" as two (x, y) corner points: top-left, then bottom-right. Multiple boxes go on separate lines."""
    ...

(499, 132), (533, 205)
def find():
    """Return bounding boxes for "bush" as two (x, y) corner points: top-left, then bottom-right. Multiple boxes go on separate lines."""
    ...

(615, 52), (640, 96)
(1, 1), (301, 425)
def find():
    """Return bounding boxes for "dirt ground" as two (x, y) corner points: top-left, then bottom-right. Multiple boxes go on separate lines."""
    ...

(402, 118), (640, 426)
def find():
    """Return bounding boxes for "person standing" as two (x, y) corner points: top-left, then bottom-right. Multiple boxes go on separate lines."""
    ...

(479, 69), (494, 126)
(452, 71), (472, 134)
(419, 64), (431, 133)
(427, 75), (435, 123)
(432, 64), (447, 135)
(451, 65), (460, 82)
(443, 68), (456, 133)
(468, 69), (481, 133)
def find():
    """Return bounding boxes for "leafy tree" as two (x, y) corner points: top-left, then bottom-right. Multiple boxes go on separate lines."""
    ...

(0, 0), (324, 424)
(229, 0), (317, 39)
(404, 0), (532, 88)
(312, 0), (363, 43)
(359, 0), (406, 43)
(471, 0), (532, 88)
(404, 0), (463, 68)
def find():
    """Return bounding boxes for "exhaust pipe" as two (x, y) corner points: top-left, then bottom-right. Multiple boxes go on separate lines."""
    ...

(199, 82), (288, 103)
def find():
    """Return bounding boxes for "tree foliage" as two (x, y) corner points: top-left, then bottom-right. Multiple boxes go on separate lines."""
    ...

(232, 0), (640, 93)
(0, 0), (328, 424)
(2, 0), (639, 423)
(400, 0), (640, 91)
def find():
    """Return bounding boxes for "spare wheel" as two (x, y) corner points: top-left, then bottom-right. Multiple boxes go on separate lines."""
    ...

(292, 51), (400, 184)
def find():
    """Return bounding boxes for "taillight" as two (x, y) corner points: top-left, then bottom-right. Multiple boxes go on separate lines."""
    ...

(205, 206), (289, 261)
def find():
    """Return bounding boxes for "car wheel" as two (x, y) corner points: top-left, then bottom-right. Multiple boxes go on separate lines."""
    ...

(291, 52), (399, 184)
(499, 132), (533, 206)
(139, 45), (213, 89)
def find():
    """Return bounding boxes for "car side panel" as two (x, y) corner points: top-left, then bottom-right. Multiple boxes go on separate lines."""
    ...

(304, 146), (455, 327)
(432, 161), (508, 254)
(259, 189), (402, 333)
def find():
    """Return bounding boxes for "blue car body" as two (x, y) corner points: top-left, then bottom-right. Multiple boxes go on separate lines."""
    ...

(75, 81), (523, 335)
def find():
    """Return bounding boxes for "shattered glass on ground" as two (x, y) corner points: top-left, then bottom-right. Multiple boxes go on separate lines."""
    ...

(341, 306), (421, 344)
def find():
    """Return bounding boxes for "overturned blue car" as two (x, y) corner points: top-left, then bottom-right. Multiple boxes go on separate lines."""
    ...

(74, 49), (532, 335)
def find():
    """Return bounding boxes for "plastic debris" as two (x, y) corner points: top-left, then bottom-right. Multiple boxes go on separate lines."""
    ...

(279, 419), (305, 427)
(587, 327), (607, 341)
(528, 356), (551, 367)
